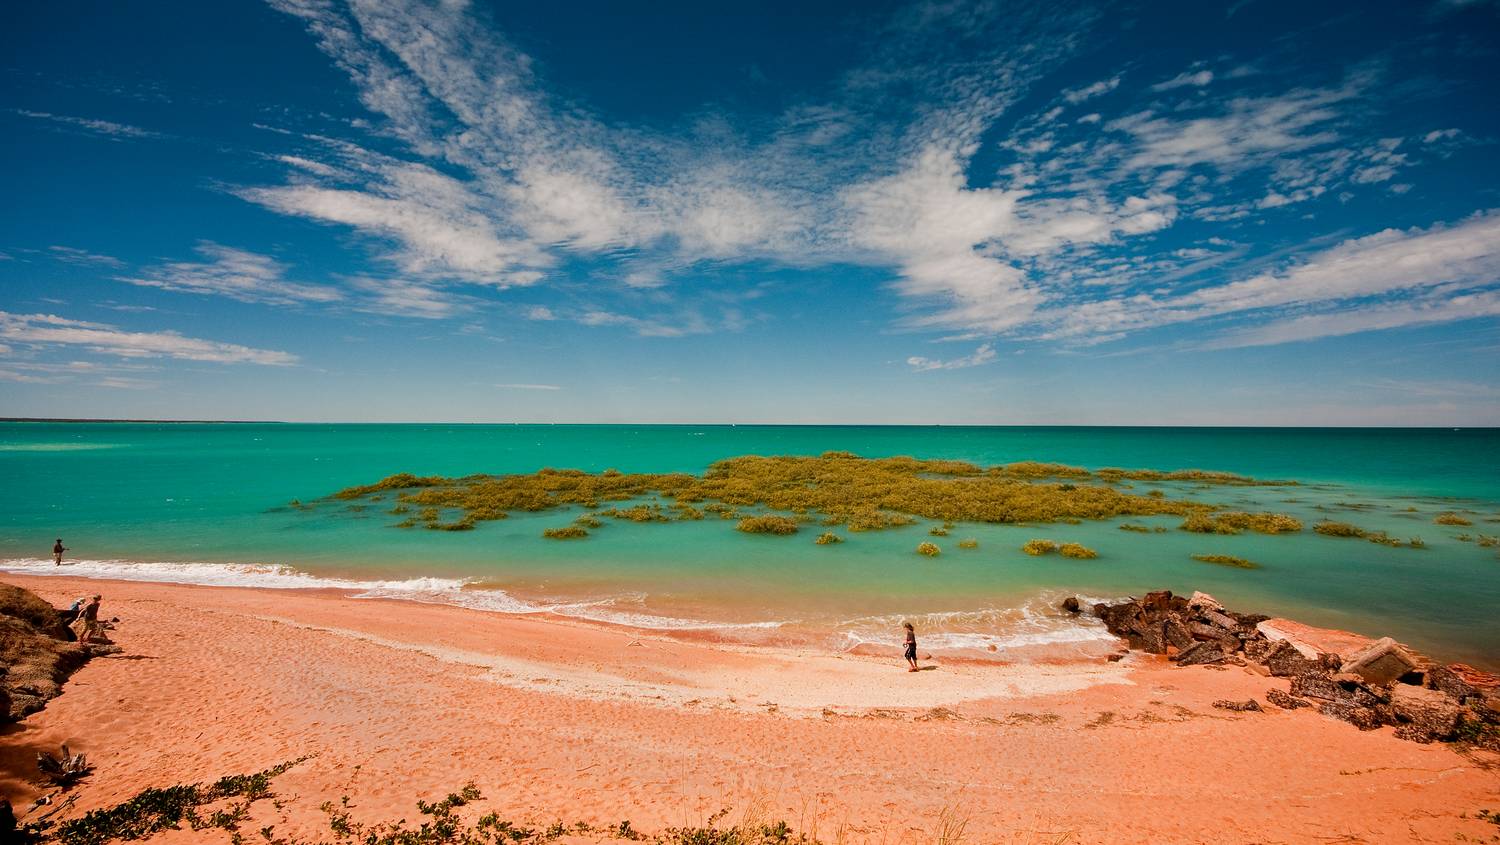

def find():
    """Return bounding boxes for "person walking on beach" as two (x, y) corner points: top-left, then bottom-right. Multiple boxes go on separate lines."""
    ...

(53, 538), (68, 565)
(70, 594), (104, 643)
(903, 621), (919, 672)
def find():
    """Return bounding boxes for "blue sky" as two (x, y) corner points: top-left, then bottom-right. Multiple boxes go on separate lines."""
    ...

(2, 0), (1498, 424)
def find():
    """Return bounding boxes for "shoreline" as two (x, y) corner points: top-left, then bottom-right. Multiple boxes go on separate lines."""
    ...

(3, 574), (1498, 843)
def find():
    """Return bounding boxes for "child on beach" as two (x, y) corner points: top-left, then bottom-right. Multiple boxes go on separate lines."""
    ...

(903, 621), (918, 672)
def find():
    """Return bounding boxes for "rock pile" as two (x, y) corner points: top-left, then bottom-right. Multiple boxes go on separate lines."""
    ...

(1070, 589), (1500, 746)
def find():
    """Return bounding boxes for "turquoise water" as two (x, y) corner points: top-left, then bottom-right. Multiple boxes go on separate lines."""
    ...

(1, 423), (1497, 666)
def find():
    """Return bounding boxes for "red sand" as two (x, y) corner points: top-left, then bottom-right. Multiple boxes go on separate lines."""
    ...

(3, 575), (1497, 844)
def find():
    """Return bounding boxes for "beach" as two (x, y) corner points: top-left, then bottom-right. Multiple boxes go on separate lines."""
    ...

(3, 574), (1497, 844)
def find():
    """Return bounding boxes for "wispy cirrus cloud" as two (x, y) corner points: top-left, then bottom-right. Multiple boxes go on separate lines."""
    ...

(120, 242), (342, 306)
(907, 343), (998, 371)
(0, 311), (297, 365)
(11, 109), (161, 140)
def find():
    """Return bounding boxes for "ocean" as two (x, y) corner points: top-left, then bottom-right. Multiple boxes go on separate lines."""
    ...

(2, 422), (1496, 667)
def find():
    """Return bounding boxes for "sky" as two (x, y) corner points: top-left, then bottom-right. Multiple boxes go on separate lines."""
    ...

(2, 0), (1498, 425)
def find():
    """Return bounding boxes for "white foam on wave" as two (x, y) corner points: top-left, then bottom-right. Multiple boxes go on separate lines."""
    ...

(0, 557), (785, 632)
(833, 591), (1120, 655)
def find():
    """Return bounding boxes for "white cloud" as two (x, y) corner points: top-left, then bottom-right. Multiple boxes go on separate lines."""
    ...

(0, 311), (298, 365)
(346, 277), (465, 319)
(49, 246), (123, 268)
(1063, 75), (1121, 104)
(1207, 290), (1500, 348)
(11, 109), (161, 139)
(1150, 70), (1215, 92)
(907, 343), (998, 371)
(120, 243), (341, 305)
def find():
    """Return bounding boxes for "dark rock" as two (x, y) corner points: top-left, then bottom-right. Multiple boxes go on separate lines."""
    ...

(1202, 609), (1240, 632)
(1390, 685), (1462, 742)
(1266, 688), (1311, 710)
(1212, 699), (1262, 712)
(1141, 590), (1174, 613)
(1164, 619), (1195, 651)
(1291, 674), (1346, 702)
(1061, 596), (1082, 614)
(1176, 642), (1229, 666)
(1137, 623), (1167, 655)
(1267, 642), (1325, 679)
(1426, 665), (1480, 703)
(1319, 700), (1382, 731)
(1106, 652), (1125, 662)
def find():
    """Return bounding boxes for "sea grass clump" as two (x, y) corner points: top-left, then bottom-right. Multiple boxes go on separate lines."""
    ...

(957, 538), (979, 549)
(1192, 554), (1260, 569)
(1022, 539), (1059, 556)
(814, 531), (843, 545)
(1180, 511), (1302, 535)
(1058, 543), (1098, 559)
(916, 541), (941, 557)
(1314, 520), (1366, 538)
(326, 452), (1263, 535)
(928, 526), (949, 536)
(736, 515), (800, 535)
(1435, 512), (1473, 526)
(573, 514), (603, 528)
(542, 526), (589, 540)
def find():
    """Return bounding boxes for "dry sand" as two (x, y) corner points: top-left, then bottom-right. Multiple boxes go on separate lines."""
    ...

(2, 574), (1497, 844)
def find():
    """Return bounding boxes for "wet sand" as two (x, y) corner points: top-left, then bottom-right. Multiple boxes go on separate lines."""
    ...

(2, 575), (1497, 843)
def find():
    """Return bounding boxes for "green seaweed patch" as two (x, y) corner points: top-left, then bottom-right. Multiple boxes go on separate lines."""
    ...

(542, 526), (589, 540)
(1314, 520), (1365, 538)
(1022, 539), (1058, 556)
(1180, 511), (1302, 535)
(736, 514), (800, 535)
(957, 538), (979, 549)
(814, 531), (843, 545)
(573, 514), (603, 528)
(1058, 542), (1098, 559)
(1435, 512), (1473, 526)
(928, 526), (949, 536)
(1192, 553), (1260, 570)
(1118, 523), (1167, 533)
(916, 541), (941, 557)
(326, 452), (1257, 534)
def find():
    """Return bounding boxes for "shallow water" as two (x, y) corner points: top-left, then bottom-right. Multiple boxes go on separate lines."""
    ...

(1, 423), (1496, 666)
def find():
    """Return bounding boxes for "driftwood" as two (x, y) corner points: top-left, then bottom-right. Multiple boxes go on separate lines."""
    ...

(36, 744), (92, 786)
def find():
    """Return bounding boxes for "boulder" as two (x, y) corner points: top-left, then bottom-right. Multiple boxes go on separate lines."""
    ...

(1256, 620), (1320, 660)
(1061, 596), (1082, 614)
(1187, 591), (1223, 612)
(1176, 642), (1228, 666)
(1164, 618), (1195, 651)
(1319, 700), (1382, 731)
(1142, 590), (1175, 613)
(1266, 688), (1311, 710)
(1266, 642), (1325, 679)
(1426, 665), (1480, 703)
(1290, 674), (1346, 702)
(1340, 637), (1418, 686)
(1390, 684), (1462, 742)
(1202, 609), (1240, 632)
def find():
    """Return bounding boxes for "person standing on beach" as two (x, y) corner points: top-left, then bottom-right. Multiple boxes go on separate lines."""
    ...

(903, 621), (919, 672)
(53, 538), (67, 566)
